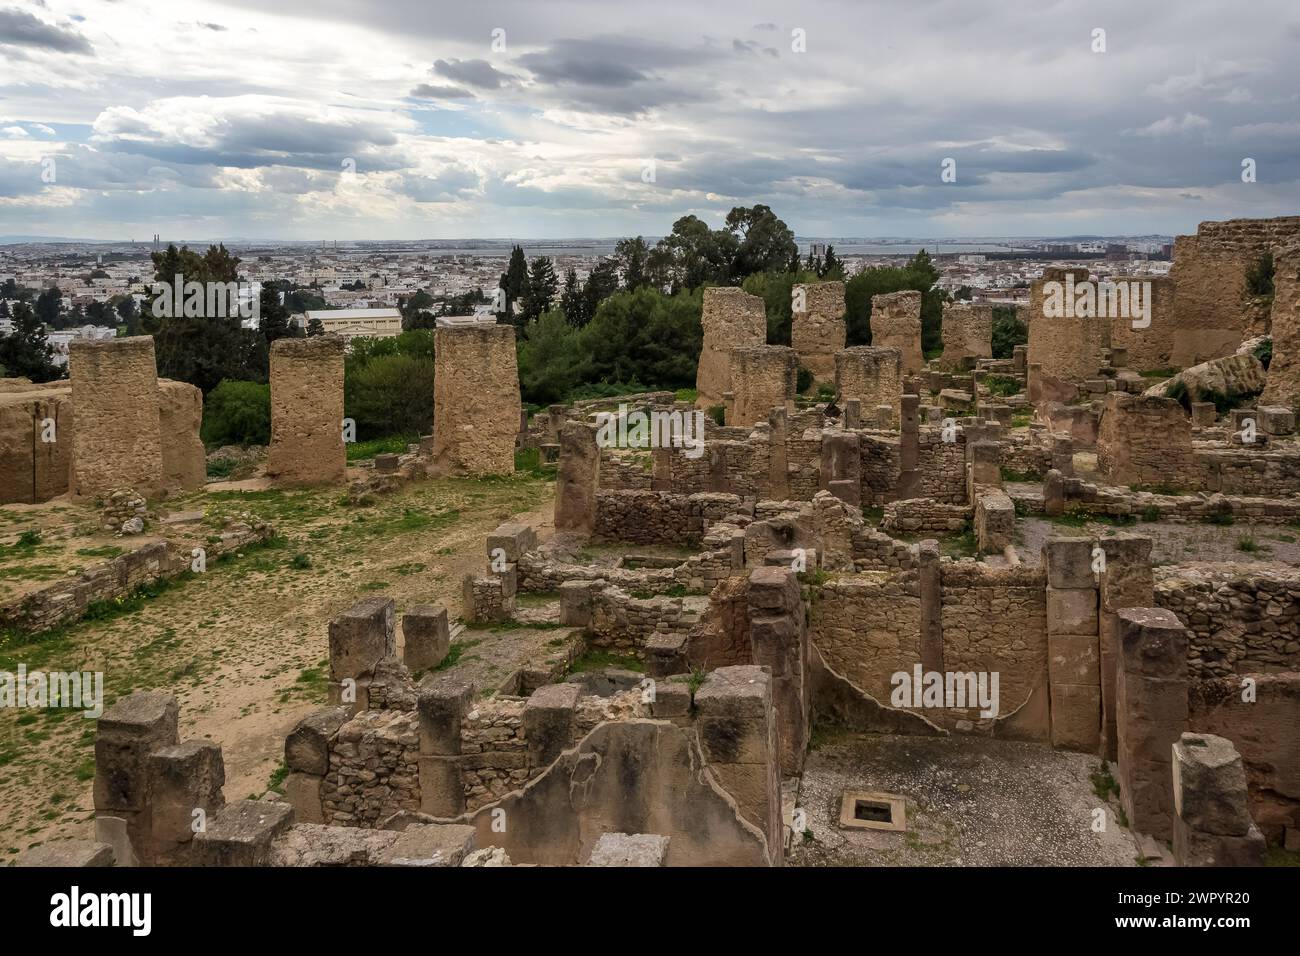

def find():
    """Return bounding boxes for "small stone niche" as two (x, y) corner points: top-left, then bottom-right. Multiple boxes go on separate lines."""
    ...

(838, 790), (907, 832)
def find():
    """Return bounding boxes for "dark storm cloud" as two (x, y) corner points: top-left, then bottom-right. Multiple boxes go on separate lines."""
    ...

(431, 58), (514, 90)
(0, 7), (93, 53)
(410, 83), (475, 99)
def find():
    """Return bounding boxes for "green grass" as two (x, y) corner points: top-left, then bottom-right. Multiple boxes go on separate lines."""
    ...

(433, 638), (483, 671)
(566, 649), (644, 674)
(1091, 761), (1120, 801)
(1010, 414), (1032, 428)
(514, 446), (556, 479)
(346, 434), (416, 462)
(1205, 512), (1236, 526)
(74, 545), (124, 559)
(674, 388), (697, 403)
(1141, 367), (1178, 379)
(1000, 466), (1042, 483)
(861, 506), (884, 526)
(1236, 534), (1261, 553)
(983, 374), (1021, 398)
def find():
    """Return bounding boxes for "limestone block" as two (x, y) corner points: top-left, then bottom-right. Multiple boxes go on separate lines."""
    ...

(328, 596), (395, 681)
(584, 832), (670, 867)
(402, 605), (450, 673)
(266, 335), (345, 487)
(285, 706), (352, 775)
(418, 676), (473, 755)
(14, 840), (114, 867)
(145, 740), (226, 863)
(69, 336), (164, 498)
(190, 799), (294, 867)
(1172, 733), (1253, 836)
(93, 690), (179, 813)
(524, 682), (581, 769)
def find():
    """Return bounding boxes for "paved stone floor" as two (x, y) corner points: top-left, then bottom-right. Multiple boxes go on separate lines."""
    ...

(789, 732), (1142, 866)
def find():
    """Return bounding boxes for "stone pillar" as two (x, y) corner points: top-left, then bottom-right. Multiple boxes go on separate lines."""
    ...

(791, 281), (846, 381)
(918, 540), (943, 673)
(767, 407), (789, 500)
(524, 683), (581, 770)
(1043, 468), (1065, 516)
(157, 379), (206, 491)
(898, 393), (921, 498)
(145, 740), (225, 865)
(1013, 344), (1027, 373)
(870, 290), (923, 375)
(417, 676), (473, 817)
(1044, 539), (1101, 752)
(1116, 607), (1189, 841)
(402, 605), (450, 673)
(1050, 434), (1074, 477)
(1260, 240), (1300, 408)
(431, 324), (521, 476)
(1096, 392), (1196, 488)
(728, 346), (796, 426)
(93, 690), (179, 866)
(267, 335), (345, 487)
(835, 346), (902, 425)
(555, 421), (600, 536)
(940, 302), (992, 371)
(1171, 733), (1266, 866)
(69, 336), (164, 499)
(843, 399), (861, 430)
(819, 429), (861, 506)
(284, 706), (351, 824)
(1098, 535), (1153, 761)
(696, 287), (767, 410)
(966, 439), (1000, 502)
(693, 665), (782, 864)
(328, 596), (396, 710)
(746, 567), (808, 775)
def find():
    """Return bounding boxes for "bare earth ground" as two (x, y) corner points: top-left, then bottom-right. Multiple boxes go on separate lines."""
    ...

(1017, 514), (1300, 567)
(790, 732), (1141, 866)
(0, 472), (553, 858)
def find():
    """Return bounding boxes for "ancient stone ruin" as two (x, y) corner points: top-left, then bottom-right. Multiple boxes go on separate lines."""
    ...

(266, 335), (346, 487)
(429, 324), (521, 476)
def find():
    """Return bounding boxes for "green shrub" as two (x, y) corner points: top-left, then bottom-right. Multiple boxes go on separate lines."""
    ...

(984, 374), (1021, 397)
(344, 353), (434, 440)
(201, 380), (271, 446)
(796, 366), (815, 393)
(1255, 337), (1273, 371)
(990, 305), (1027, 359)
(707, 405), (725, 426)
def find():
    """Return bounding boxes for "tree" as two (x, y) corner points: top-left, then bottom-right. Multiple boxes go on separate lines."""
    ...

(578, 286), (702, 388)
(742, 269), (820, 345)
(115, 296), (140, 334)
(820, 245), (844, 280)
(400, 289), (436, 330)
(34, 285), (62, 329)
(518, 309), (581, 404)
(498, 245), (529, 320)
(521, 256), (558, 324)
(559, 268), (581, 325)
(991, 305), (1027, 359)
(0, 302), (60, 382)
(613, 237), (650, 290)
(306, 317), (325, 337)
(844, 249), (946, 353)
(200, 380), (271, 446)
(258, 285), (298, 345)
(579, 260), (620, 327)
(725, 204), (797, 279)
(655, 215), (736, 292)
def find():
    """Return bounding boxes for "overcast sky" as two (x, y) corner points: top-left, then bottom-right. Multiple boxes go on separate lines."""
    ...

(1, 0), (1298, 240)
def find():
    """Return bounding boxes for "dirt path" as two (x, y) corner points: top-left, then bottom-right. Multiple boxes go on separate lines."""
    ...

(0, 474), (553, 857)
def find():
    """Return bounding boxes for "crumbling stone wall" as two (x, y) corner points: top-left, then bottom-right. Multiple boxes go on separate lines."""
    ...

(727, 346), (796, 427)
(939, 303), (992, 371)
(321, 709), (421, 826)
(1108, 276), (1176, 374)
(267, 335), (345, 487)
(1026, 269), (1109, 398)
(0, 381), (71, 504)
(431, 324), (521, 476)
(696, 287), (767, 410)
(870, 291), (923, 375)
(1170, 216), (1300, 367)
(69, 336), (164, 499)
(1260, 239), (1300, 409)
(791, 281), (845, 381)
(157, 379), (206, 491)
(836, 346), (901, 424)
(1096, 392), (1197, 487)
(1155, 564), (1300, 680)
(812, 573), (922, 703)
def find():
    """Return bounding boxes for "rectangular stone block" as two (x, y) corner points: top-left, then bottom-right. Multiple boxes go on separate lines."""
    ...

(328, 596), (395, 681)
(266, 335), (346, 486)
(93, 690), (179, 813)
(486, 522), (537, 563)
(417, 755), (465, 817)
(1043, 538), (1095, 589)
(1049, 682), (1101, 752)
(69, 336), (163, 498)
(146, 739), (226, 863)
(402, 605), (450, 673)
(418, 677), (473, 755)
(1047, 587), (1098, 635)
(191, 800), (294, 867)
(524, 682), (581, 768)
(1049, 632), (1100, 686)
(283, 772), (324, 824)
(285, 706), (351, 775)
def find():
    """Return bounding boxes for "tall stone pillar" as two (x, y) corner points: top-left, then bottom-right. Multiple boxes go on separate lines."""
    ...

(555, 421), (600, 536)
(69, 336), (164, 498)
(696, 287), (767, 410)
(870, 290), (923, 375)
(267, 335), (345, 487)
(1044, 539), (1101, 752)
(431, 323), (521, 476)
(1098, 535), (1153, 761)
(791, 281), (845, 381)
(1116, 607), (1189, 841)
(835, 346), (902, 425)
(746, 567), (808, 776)
(898, 393), (921, 498)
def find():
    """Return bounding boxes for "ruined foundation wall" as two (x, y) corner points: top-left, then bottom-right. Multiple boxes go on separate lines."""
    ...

(791, 281), (845, 381)
(870, 291), (923, 375)
(157, 379), (206, 491)
(939, 303), (992, 371)
(0, 382), (71, 504)
(266, 335), (345, 487)
(836, 347), (901, 424)
(1170, 217), (1300, 367)
(812, 573), (922, 703)
(1260, 239), (1300, 408)
(431, 325), (521, 476)
(68, 336), (164, 499)
(727, 346), (796, 427)
(1027, 269), (1109, 393)
(696, 288), (767, 410)
(1096, 392), (1197, 488)
(1108, 276), (1176, 374)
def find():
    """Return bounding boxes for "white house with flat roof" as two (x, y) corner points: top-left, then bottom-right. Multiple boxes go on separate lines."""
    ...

(303, 307), (403, 342)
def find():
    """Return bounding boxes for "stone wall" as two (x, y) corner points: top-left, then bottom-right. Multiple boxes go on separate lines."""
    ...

(266, 335), (345, 487)
(836, 346), (902, 424)
(1155, 564), (1300, 681)
(1260, 239), (1300, 409)
(157, 379), (206, 491)
(696, 287), (767, 410)
(939, 302), (992, 371)
(431, 324), (520, 476)
(727, 346), (796, 427)
(812, 572), (922, 704)
(1027, 268), (1108, 398)
(0, 380), (71, 504)
(68, 336), (164, 499)
(791, 281), (845, 381)
(1170, 217), (1300, 367)
(1108, 276), (1176, 374)
(870, 290), (923, 375)
(1096, 392), (1197, 487)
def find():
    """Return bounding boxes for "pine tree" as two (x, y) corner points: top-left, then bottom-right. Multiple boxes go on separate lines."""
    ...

(0, 302), (60, 382)
(522, 256), (558, 324)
